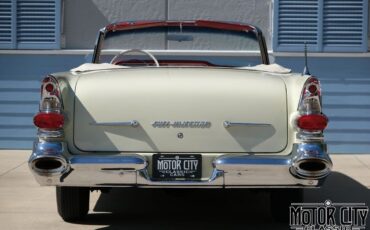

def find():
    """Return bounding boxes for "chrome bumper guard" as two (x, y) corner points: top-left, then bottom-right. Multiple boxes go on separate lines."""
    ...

(29, 141), (332, 188)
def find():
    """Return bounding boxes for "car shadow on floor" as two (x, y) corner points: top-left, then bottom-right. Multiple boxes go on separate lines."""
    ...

(75, 172), (370, 230)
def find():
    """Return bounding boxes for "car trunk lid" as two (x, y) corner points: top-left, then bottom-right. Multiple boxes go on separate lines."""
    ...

(73, 68), (287, 153)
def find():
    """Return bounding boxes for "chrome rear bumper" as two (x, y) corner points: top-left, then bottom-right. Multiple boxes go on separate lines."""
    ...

(29, 141), (332, 188)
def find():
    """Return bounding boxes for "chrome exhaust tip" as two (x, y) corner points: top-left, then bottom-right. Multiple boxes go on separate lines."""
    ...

(29, 141), (69, 176)
(291, 158), (332, 179)
(290, 143), (332, 179)
(30, 156), (69, 175)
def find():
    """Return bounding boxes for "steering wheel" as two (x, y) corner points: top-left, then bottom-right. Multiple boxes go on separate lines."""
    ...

(110, 49), (160, 67)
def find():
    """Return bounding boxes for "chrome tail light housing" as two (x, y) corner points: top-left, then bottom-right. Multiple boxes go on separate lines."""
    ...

(296, 77), (328, 139)
(33, 76), (64, 139)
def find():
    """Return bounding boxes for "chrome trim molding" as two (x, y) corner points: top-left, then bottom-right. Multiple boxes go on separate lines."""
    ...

(29, 140), (332, 188)
(297, 133), (324, 142)
(223, 121), (272, 128)
(90, 120), (139, 127)
(37, 129), (64, 139)
(70, 155), (147, 171)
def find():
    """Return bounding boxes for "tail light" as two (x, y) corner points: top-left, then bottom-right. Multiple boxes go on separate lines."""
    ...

(34, 112), (64, 129)
(296, 77), (328, 135)
(34, 75), (64, 137)
(297, 114), (328, 132)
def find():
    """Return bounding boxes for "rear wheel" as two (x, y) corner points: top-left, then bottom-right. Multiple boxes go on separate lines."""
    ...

(270, 188), (304, 222)
(56, 186), (90, 222)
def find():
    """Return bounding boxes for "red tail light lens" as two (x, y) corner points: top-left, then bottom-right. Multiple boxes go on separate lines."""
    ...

(33, 112), (64, 129)
(302, 77), (321, 97)
(45, 83), (55, 93)
(308, 84), (318, 94)
(297, 114), (328, 131)
(41, 76), (60, 98)
(39, 76), (62, 113)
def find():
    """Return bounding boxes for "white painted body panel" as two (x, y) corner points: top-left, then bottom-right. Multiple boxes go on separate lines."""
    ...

(73, 68), (289, 153)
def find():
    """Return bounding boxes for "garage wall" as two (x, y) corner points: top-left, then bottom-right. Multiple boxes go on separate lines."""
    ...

(0, 0), (369, 153)
(0, 54), (86, 149)
(275, 56), (370, 154)
(0, 53), (369, 153)
(63, 0), (272, 49)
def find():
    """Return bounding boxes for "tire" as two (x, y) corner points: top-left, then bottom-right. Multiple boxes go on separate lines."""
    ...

(56, 186), (90, 222)
(270, 188), (303, 223)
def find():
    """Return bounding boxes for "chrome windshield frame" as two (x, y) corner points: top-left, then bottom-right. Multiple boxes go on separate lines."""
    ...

(91, 20), (270, 65)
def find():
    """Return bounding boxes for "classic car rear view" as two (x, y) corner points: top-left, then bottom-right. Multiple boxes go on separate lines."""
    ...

(28, 20), (332, 222)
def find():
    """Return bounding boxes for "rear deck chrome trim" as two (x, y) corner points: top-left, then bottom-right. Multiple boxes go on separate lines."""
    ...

(90, 120), (139, 127)
(223, 121), (272, 128)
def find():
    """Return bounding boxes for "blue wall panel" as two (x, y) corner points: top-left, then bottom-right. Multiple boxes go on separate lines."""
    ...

(0, 54), (86, 149)
(275, 56), (370, 154)
(0, 54), (369, 154)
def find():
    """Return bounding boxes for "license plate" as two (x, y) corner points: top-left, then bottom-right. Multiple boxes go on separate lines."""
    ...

(152, 154), (202, 180)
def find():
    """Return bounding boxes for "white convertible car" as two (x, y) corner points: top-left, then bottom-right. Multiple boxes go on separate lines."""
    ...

(28, 20), (332, 221)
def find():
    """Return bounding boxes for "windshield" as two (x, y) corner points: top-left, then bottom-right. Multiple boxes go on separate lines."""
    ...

(93, 21), (269, 67)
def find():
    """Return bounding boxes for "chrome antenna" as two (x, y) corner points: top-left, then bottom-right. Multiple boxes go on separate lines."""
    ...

(302, 42), (310, 76)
